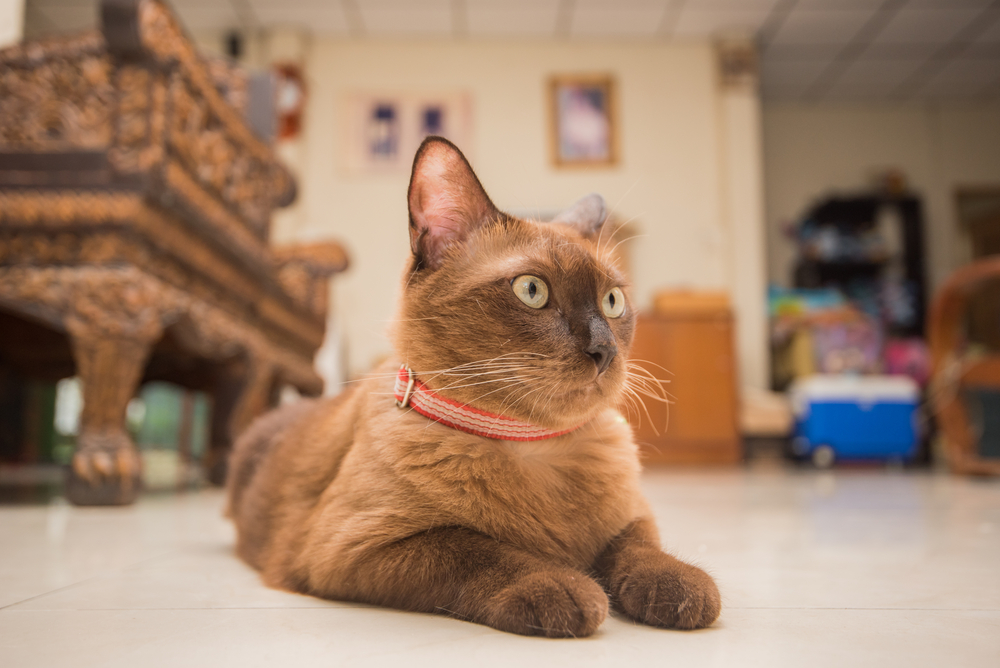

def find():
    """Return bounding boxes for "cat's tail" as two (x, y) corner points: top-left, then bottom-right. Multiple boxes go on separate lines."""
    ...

(224, 400), (317, 521)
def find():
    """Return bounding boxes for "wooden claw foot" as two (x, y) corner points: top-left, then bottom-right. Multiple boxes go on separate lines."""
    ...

(66, 430), (142, 505)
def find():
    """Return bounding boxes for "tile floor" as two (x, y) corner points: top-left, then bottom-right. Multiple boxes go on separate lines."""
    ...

(1, 466), (999, 667)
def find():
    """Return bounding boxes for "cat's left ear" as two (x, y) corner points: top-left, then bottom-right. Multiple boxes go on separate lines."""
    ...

(550, 193), (607, 239)
(407, 137), (500, 271)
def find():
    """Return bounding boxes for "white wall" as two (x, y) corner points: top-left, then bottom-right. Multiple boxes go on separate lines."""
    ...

(763, 102), (1000, 294)
(0, 0), (24, 48)
(274, 38), (755, 380)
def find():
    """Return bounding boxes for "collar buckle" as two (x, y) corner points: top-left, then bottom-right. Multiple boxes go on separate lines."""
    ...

(395, 365), (416, 408)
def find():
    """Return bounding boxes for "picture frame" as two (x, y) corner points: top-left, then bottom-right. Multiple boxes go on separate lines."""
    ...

(343, 91), (473, 175)
(549, 74), (617, 168)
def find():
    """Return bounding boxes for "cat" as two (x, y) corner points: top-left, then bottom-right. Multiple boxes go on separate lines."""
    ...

(226, 136), (721, 637)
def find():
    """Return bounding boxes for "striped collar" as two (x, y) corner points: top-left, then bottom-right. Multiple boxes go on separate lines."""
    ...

(393, 365), (580, 441)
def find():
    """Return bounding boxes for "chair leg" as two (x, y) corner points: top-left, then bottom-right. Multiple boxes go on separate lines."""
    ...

(65, 334), (153, 506)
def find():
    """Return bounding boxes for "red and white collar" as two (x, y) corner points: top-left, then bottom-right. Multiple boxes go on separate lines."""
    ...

(393, 365), (579, 442)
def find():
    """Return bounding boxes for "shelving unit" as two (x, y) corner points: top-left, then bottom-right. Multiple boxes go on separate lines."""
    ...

(793, 194), (928, 337)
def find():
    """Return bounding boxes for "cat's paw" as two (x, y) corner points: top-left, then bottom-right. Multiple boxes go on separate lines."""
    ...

(485, 570), (609, 638)
(615, 554), (720, 630)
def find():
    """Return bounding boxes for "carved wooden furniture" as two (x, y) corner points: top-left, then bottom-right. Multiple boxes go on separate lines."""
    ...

(0, 0), (348, 504)
(929, 256), (1000, 476)
(627, 292), (742, 465)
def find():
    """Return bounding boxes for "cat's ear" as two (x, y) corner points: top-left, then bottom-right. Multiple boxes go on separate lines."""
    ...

(407, 137), (500, 271)
(551, 193), (607, 239)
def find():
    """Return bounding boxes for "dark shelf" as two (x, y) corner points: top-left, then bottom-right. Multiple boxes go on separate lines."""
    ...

(793, 193), (927, 338)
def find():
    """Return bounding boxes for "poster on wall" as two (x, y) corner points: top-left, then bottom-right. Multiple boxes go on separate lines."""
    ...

(549, 74), (617, 168)
(344, 91), (473, 174)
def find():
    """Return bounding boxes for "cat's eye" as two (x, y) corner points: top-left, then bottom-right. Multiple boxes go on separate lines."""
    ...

(602, 287), (626, 318)
(512, 275), (549, 309)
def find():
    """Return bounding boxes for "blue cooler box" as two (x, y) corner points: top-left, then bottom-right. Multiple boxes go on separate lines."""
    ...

(789, 375), (920, 465)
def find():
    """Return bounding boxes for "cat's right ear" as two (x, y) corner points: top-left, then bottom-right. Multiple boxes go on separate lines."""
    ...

(550, 193), (607, 239)
(407, 137), (500, 271)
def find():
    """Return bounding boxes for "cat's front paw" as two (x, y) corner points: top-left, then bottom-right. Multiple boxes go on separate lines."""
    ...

(485, 570), (609, 638)
(615, 554), (720, 630)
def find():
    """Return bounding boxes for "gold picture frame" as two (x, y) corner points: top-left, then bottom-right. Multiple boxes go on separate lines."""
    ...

(549, 74), (618, 168)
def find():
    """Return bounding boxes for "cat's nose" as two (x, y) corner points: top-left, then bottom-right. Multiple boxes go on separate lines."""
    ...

(586, 342), (617, 375)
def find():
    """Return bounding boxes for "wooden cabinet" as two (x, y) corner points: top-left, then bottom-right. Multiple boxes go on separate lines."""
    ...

(625, 296), (741, 465)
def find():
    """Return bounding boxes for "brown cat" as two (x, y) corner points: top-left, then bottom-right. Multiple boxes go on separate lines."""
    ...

(226, 137), (720, 637)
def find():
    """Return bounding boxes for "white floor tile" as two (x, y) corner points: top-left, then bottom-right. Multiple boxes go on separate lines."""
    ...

(1, 468), (998, 667)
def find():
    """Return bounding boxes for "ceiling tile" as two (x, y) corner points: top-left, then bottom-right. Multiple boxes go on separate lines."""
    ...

(872, 8), (983, 45)
(466, 1), (560, 37)
(760, 56), (832, 86)
(769, 8), (876, 46)
(672, 7), (773, 37)
(964, 42), (1000, 58)
(355, 0), (452, 36)
(859, 41), (944, 59)
(795, 0), (881, 6)
(835, 57), (926, 86)
(683, 0), (779, 10)
(759, 79), (811, 101)
(905, 0), (994, 8)
(571, 1), (670, 37)
(918, 57), (1000, 97)
(763, 42), (845, 59)
(972, 11), (1000, 44)
(823, 57), (925, 98)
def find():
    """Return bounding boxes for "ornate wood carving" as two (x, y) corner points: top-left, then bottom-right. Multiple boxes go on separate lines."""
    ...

(0, 266), (323, 393)
(929, 256), (1000, 476)
(0, 0), (348, 504)
(66, 333), (154, 505)
(0, 190), (327, 353)
(0, 32), (113, 151)
(275, 242), (351, 317)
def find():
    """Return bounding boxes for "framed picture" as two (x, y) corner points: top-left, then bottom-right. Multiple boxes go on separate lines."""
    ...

(549, 75), (617, 167)
(343, 91), (473, 174)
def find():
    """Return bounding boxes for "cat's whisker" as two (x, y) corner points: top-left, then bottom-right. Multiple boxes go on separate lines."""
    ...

(626, 362), (673, 389)
(603, 180), (638, 235)
(419, 365), (539, 388)
(626, 358), (674, 377)
(434, 376), (534, 393)
(604, 232), (648, 263)
(620, 391), (643, 425)
(625, 375), (672, 403)
(625, 368), (676, 404)
(622, 384), (661, 435)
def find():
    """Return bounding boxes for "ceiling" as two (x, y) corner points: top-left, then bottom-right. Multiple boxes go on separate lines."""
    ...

(22, 0), (1000, 101)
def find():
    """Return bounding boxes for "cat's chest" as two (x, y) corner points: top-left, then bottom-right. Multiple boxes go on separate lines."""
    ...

(395, 417), (642, 567)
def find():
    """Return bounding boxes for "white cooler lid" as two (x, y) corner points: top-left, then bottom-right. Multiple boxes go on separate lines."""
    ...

(789, 374), (919, 415)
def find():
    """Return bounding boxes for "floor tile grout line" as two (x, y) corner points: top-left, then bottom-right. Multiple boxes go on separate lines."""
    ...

(726, 606), (1000, 612)
(0, 606), (379, 612)
(0, 550), (184, 612)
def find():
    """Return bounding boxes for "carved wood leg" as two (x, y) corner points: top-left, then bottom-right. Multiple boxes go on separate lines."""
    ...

(65, 334), (154, 506)
(206, 360), (275, 487)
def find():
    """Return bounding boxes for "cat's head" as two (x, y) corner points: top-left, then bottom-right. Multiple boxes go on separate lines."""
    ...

(393, 137), (635, 431)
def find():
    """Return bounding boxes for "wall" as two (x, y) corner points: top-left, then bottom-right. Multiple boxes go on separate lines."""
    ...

(0, 0), (24, 48)
(268, 37), (757, 383)
(762, 102), (1000, 294)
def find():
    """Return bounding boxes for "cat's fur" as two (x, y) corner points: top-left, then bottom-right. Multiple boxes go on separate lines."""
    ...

(227, 137), (721, 637)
